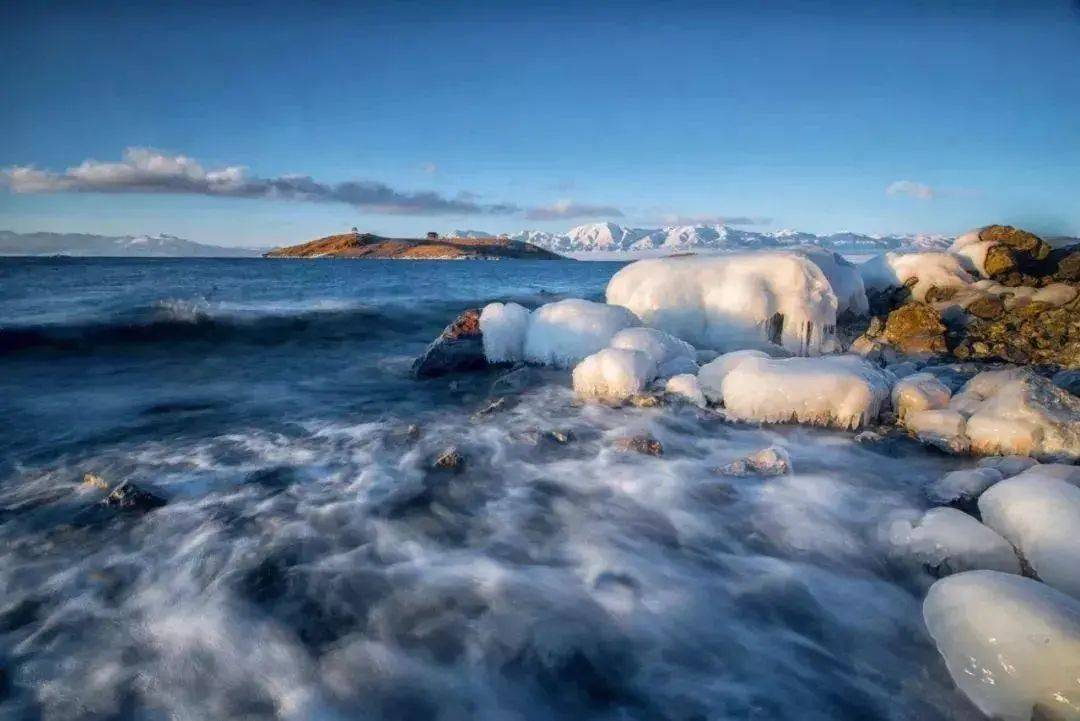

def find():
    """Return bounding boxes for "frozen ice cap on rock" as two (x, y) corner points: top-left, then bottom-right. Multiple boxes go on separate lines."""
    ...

(887, 507), (1020, 575)
(665, 373), (707, 407)
(606, 252), (839, 355)
(479, 302), (530, 363)
(721, 355), (892, 430)
(1008, 463), (1080, 486)
(891, 372), (951, 421)
(926, 467), (1004, 507)
(717, 445), (791, 477)
(980, 475), (1080, 599)
(697, 349), (769, 404)
(572, 347), (655, 403)
(859, 251), (973, 302)
(523, 298), (639, 368)
(790, 246), (869, 315)
(904, 409), (969, 454)
(609, 327), (696, 377)
(976, 455), (1039, 479)
(923, 570), (1080, 721)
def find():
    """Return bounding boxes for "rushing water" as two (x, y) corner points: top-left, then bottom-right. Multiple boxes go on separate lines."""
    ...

(0, 257), (981, 720)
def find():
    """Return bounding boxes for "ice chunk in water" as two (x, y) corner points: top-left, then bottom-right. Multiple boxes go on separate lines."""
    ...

(891, 373), (951, 421)
(480, 302), (530, 363)
(926, 467), (1003, 506)
(572, 347), (655, 403)
(887, 507), (1019, 575)
(609, 327), (696, 376)
(923, 570), (1080, 721)
(697, 349), (769, 405)
(664, 373), (706, 408)
(524, 299), (640, 368)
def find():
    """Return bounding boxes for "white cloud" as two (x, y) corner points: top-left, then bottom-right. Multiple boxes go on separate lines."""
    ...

(1, 148), (518, 216)
(886, 180), (936, 200)
(524, 199), (623, 221)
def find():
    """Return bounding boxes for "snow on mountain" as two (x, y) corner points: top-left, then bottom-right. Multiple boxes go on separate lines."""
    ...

(505, 223), (952, 256)
(444, 229), (496, 239)
(0, 230), (262, 257)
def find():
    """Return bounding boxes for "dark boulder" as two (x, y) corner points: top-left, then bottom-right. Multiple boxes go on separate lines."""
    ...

(412, 309), (487, 378)
(614, 435), (664, 456)
(103, 481), (166, 512)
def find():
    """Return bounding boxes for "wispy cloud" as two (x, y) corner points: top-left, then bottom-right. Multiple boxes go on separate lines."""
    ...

(524, 199), (623, 221)
(885, 180), (936, 200)
(420, 162), (438, 175)
(652, 214), (772, 227)
(1, 148), (518, 216)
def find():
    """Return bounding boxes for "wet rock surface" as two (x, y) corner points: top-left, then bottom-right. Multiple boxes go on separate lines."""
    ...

(614, 434), (664, 456)
(412, 309), (487, 378)
(103, 481), (166, 512)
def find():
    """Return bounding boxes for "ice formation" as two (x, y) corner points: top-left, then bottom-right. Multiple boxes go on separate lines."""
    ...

(664, 373), (707, 407)
(696, 349), (769, 404)
(976, 455), (1039, 479)
(571, 347), (655, 402)
(949, 230), (998, 277)
(890, 373), (951, 421)
(605, 253), (839, 355)
(523, 299), (640, 368)
(859, 252), (973, 302)
(923, 571), (1080, 721)
(926, 467), (1003, 506)
(716, 445), (792, 476)
(609, 327), (696, 377)
(1009, 463), (1080, 485)
(479, 302), (531, 363)
(720, 355), (892, 430)
(887, 507), (1020, 575)
(979, 475), (1080, 598)
(901, 369), (1080, 460)
(792, 246), (869, 315)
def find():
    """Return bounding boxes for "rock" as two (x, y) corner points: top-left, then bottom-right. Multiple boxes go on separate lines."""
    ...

(884, 302), (947, 355)
(627, 394), (663, 408)
(412, 309), (486, 378)
(891, 373), (952, 421)
(1053, 369), (1080, 396)
(82, 472), (109, 491)
(965, 293), (1005, 320)
(543, 429), (574, 445)
(716, 446), (791, 477)
(431, 447), (465, 472)
(978, 224), (1052, 261)
(1051, 246), (1080, 282)
(957, 295), (1080, 367)
(614, 435), (664, 456)
(472, 396), (516, 419)
(103, 481), (166, 512)
(983, 244), (1018, 278)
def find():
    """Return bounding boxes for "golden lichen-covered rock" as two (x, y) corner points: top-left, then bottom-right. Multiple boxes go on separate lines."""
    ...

(884, 302), (947, 355)
(978, 224), (1052, 260)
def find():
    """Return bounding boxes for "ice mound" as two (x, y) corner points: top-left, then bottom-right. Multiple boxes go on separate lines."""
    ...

(792, 246), (869, 316)
(479, 302), (531, 363)
(605, 253), (839, 355)
(949, 230), (999, 277)
(890, 373), (951, 421)
(609, 327), (696, 377)
(1009, 463), (1080, 485)
(721, 355), (892, 430)
(697, 349), (769, 404)
(572, 347), (655, 402)
(859, 251), (973, 302)
(926, 467), (1003, 506)
(903, 369), (1080, 460)
(523, 299), (640, 368)
(717, 445), (791, 476)
(664, 373), (706, 407)
(888, 507), (1020, 575)
(923, 571), (1080, 721)
(979, 475), (1080, 598)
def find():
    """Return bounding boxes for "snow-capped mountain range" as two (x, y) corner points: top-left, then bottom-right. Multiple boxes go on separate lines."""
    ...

(446, 223), (952, 255)
(0, 231), (262, 257)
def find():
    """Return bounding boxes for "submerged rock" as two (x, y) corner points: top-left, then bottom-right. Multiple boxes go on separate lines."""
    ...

(716, 446), (791, 477)
(614, 435), (664, 457)
(103, 481), (166, 512)
(82, 472), (109, 491)
(431, 446), (465, 472)
(412, 309), (486, 378)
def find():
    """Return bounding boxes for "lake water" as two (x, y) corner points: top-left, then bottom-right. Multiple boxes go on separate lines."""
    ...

(0, 258), (978, 720)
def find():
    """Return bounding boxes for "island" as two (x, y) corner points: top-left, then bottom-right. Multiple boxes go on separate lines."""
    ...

(264, 231), (563, 260)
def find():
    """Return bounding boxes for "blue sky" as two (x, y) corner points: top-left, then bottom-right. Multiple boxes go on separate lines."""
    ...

(1, 0), (1078, 247)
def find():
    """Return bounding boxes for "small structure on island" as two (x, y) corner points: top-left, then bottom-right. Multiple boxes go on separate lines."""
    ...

(350, 226), (359, 234)
(427, 231), (439, 240)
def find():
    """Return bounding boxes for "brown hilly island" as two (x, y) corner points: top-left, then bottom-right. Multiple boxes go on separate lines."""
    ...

(264, 232), (563, 260)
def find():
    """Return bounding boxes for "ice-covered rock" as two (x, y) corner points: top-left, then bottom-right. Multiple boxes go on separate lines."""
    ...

(716, 445), (791, 477)
(953, 369), (1080, 461)
(721, 355), (892, 430)
(980, 475), (1080, 598)
(859, 251), (973, 302)
(606, 252), (839, 355)
(976, 455), (1039, 479)
(904, 409), (969, 453)
(524, 299), (640, 368)
(665, 373), (707, 407)
(696, 349), (769, 404)
(572, 347), (655, 403)
(609, 327), (696, 377)
(1009, 463), (1080, 485)
(887, 507), (1020, 575)
(479, 302), (531, 363)
(926, 467), (1004, 506)
(923, 570), (1080, 721)
(891, 373), (951, 421)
